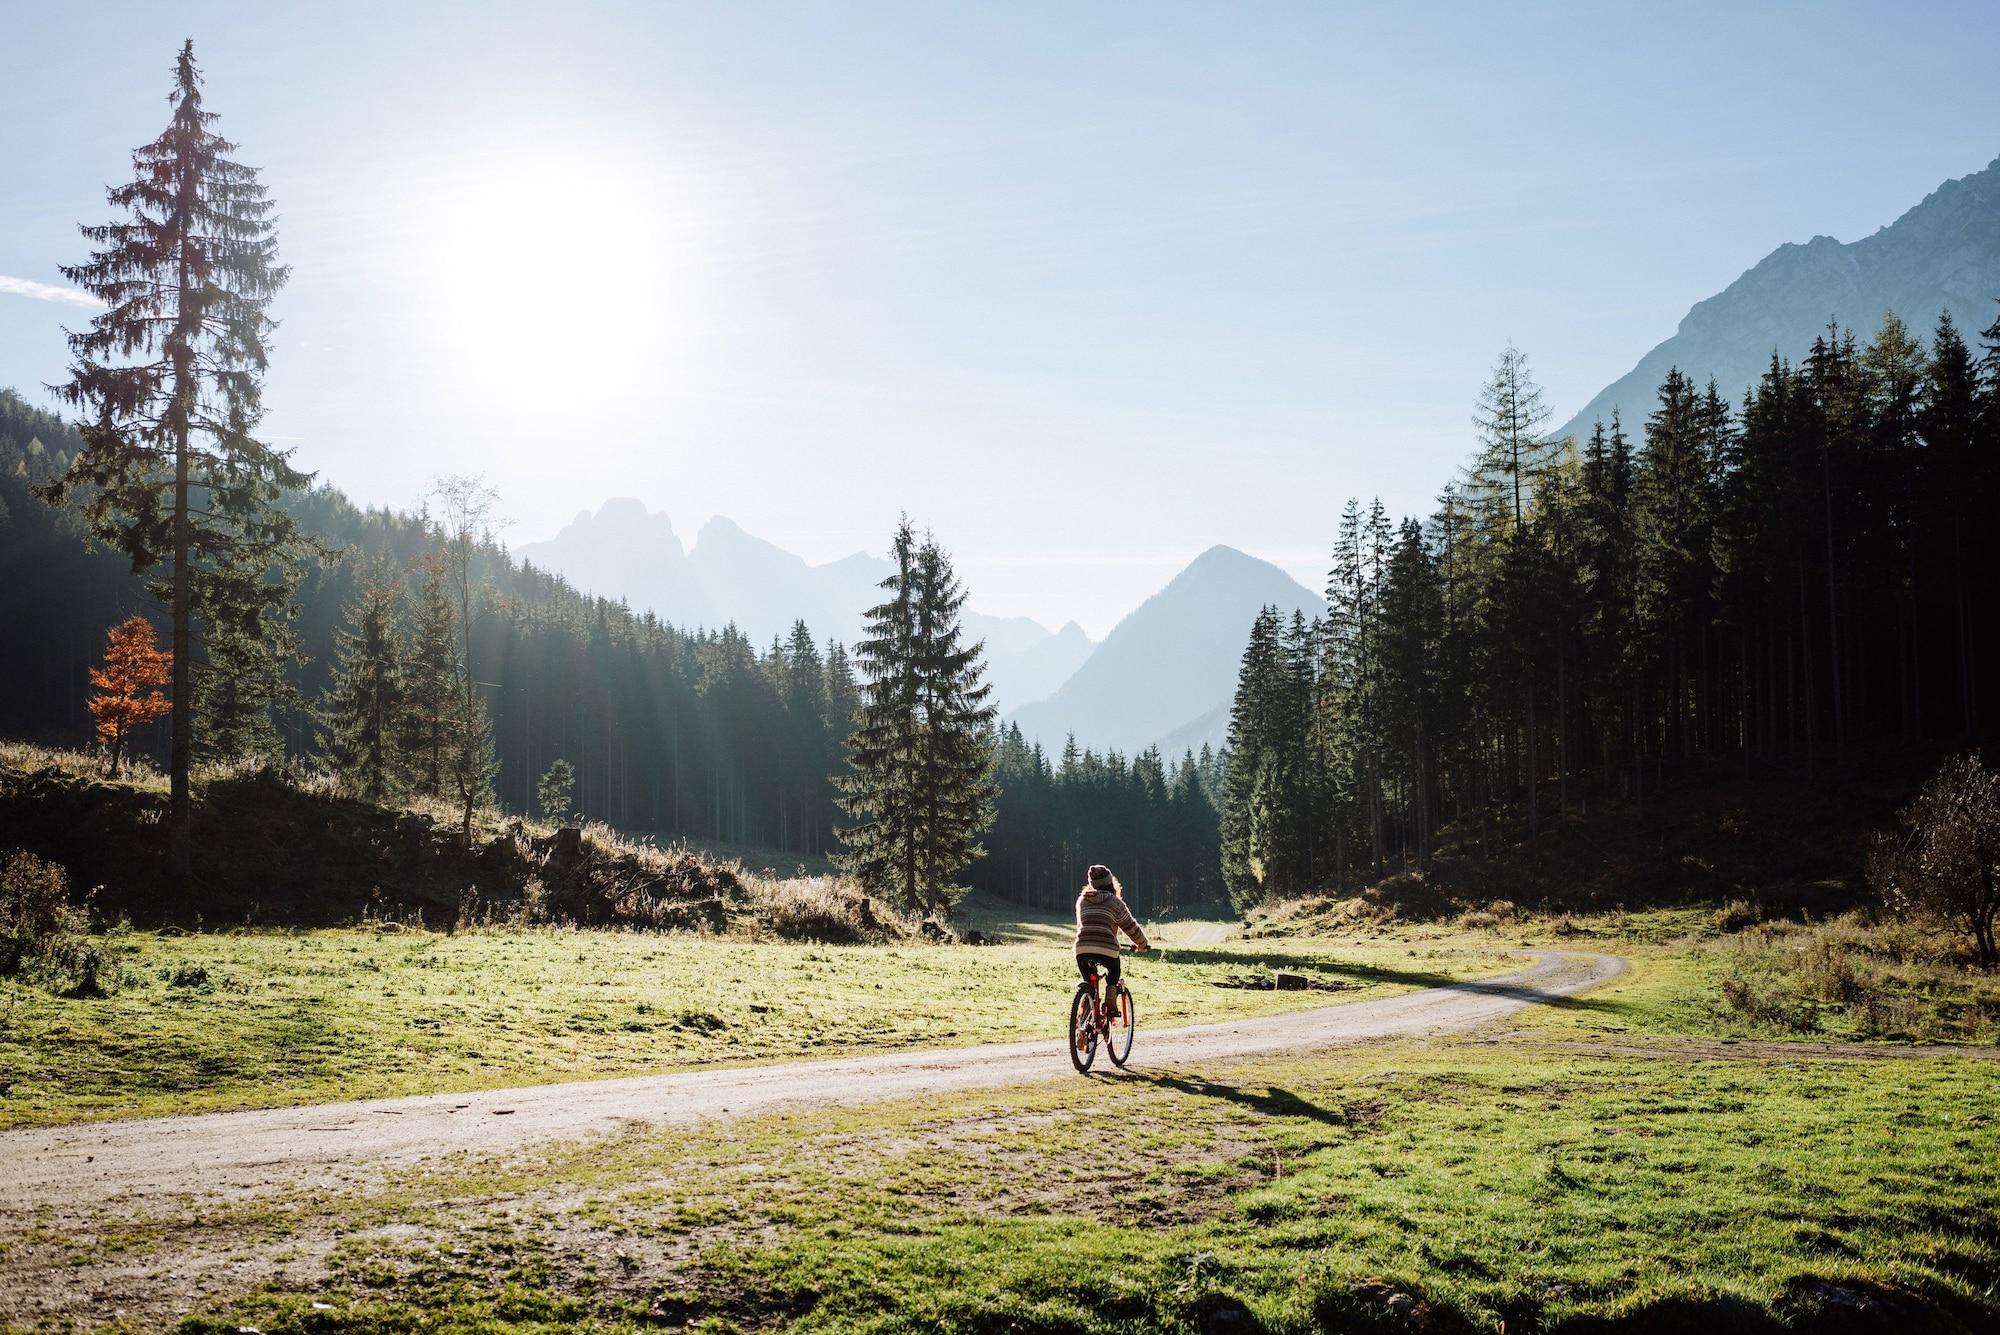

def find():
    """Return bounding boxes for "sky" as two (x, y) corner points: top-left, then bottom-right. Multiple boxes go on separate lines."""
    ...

(3, 2), (1997, 638)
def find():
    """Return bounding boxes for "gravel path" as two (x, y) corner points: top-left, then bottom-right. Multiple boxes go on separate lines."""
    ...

(0, 950), (1623, 1215)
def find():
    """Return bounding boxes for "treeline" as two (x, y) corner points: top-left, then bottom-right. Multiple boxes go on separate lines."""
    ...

(1222, 309), (2000, 908)
(1, 391), (856, 855)
(7, 389), (1231, 905)
(976, 726), (1226, 916)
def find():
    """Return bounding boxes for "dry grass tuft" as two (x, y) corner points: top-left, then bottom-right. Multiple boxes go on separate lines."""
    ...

(743, 874), (919, 943)
(1716, 909), (2000, 1041)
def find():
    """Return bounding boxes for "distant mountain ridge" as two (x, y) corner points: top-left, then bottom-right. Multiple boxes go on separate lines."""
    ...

(515, 500), (1094, 714)
(1556, 154), (2000, 442)
(1008, 545), (1324, 757)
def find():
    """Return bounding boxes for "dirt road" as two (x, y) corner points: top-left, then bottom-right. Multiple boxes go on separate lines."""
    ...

(1, 950), (1622, 1214)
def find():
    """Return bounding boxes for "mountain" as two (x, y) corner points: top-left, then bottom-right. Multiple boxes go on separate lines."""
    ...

(1556, 154), (2000, 443)
(1009, 545), (1324, 756)
(514, 500), (1094, 714)
(993, 620), (1094, 710)
(1154, 701), (1230, 759)
(514, 497), (714, 628)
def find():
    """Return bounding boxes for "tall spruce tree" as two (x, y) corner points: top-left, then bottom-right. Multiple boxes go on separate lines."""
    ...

(1465, 344), (1563, 835)
(401, 551), (457, 799)
(196, 599), (299, 765)
(836, 521), (997, 913)
(1221, 605), (1308, 906)
(316, 560), (406, 802)
(428, 475), (501, 834)
(911, 536), (999, 902)
(38, 41), (305, 876)
(1924, 312), (1982, 736)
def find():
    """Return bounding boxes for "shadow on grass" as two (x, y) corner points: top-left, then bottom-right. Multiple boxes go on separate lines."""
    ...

(1149, 946), (1624, 1014)
(1101, 1071), (1355, 1128)
(1150, 944), (1472, 989)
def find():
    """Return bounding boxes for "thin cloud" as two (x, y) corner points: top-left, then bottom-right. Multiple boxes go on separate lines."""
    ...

(0, 274), (102, 309)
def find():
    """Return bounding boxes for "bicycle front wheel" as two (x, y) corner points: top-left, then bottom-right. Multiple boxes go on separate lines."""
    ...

(1068, 986), (1098, 1073)
(1107, 984), (1135, 1067)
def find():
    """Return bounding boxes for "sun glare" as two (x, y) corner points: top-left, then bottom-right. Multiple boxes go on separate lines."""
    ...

(401, 139), (692, 403)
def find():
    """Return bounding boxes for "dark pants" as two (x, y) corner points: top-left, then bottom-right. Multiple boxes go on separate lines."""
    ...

(1077, 952), (1121, 994)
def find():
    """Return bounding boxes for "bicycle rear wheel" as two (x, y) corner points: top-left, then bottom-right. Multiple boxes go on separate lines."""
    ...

(1106, 984), (1135, 1067)
(1068, 985), (1098, 1072)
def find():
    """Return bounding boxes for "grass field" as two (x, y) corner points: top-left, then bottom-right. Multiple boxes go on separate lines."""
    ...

(53, 990), (2000, 1334)
(7, 885), (1999, 1332)
(0, 919), (1516, 1129)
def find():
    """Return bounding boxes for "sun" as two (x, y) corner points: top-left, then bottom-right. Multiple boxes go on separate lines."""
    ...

(399, 137), (691, 403)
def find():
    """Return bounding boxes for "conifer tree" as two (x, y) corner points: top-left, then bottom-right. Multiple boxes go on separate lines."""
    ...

(776, 621), (830, 851)
(1632, 368), (1720, 761)
(317, 561), (405, 802)
(836, 520), (997, 913)
(427, 475), (501, 834)
(823, 639), (858, 750)
(1862, 310), (1931, 740)
(910, 536), (999, 903)
(197, 574), (301, 766)
(1466, 344), (1561, 533)
(537, 758), (576, 822)
(38, 41), (306, 875)
(1464, 345), (1562, 835)
(1221, 605), (1301, 906)
(1924, 311), (1982, 736)
(401, 551), (458, 799)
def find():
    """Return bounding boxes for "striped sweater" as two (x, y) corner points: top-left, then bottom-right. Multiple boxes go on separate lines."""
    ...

(1074, 887), (1149, 959)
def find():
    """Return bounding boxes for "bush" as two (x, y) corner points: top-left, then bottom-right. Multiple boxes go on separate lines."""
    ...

(1714, 912), (1999, 1042)
(1869, 751), (2000, 970)
(1715, 898), (1761, 933)
(0, 850), (105, 993)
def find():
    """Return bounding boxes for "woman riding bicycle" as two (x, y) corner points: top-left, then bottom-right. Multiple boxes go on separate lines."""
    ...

(1075, 863), (1149, 1022)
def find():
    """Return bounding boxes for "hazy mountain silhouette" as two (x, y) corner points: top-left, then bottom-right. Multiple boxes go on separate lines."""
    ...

(1557, 154), (2000, 442)
(1009, 545), (1324, 756)
(515, 500), (1094, 713)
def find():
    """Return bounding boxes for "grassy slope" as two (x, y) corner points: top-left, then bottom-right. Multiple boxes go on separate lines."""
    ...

(0, 924), (1513, 1128)
(64, 963), (1997, 1335)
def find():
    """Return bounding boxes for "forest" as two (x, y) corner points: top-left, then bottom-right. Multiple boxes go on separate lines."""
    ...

(0, 388), (1228, 909)
(1219, 310), (2000, 907)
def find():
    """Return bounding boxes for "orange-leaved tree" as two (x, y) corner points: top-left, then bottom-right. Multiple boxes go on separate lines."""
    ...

(89, 616), (173, 778)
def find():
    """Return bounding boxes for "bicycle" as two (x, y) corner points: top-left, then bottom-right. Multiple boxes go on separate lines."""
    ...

(1069, 945), (1138, 1072)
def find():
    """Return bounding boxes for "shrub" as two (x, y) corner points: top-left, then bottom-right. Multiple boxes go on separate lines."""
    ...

(166, 962), (212, 990)
(1797, 937), (1862, 1004)
(1720, 967), (1818, 1033)
(0, 850), (104, 993)
(1869, 751), (2000, 970)
(1714, 912), (1998, 1042)
(1715, 899), (1761, 933)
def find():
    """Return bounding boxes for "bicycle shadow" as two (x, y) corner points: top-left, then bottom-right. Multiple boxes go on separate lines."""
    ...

(1088, 1070), (1353, 1127)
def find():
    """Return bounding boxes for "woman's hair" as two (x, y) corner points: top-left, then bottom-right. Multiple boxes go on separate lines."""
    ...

(1085, 863), (1123, 897)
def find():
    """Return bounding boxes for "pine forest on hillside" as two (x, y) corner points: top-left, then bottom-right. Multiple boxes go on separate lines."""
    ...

(1221, 314), (2000, 907)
